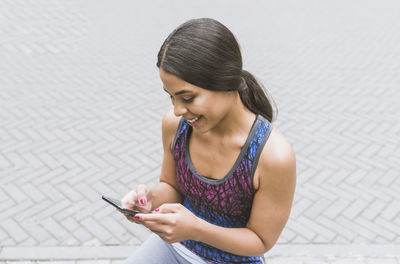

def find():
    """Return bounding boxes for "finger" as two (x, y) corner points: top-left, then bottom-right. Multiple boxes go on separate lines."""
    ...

(121, 190), (138, 210)
(141, 221), (167, 234)
(124, 214), (136, 222)
(123, 212), (141, 224)
(136, 184), (149, 206)
(156, 203), (182, 213)
(135, 213), (170, 223)
(152, 230), (165, 238)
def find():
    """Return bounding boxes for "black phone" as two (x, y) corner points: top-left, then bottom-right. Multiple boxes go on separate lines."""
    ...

(102, 195), (140, 216)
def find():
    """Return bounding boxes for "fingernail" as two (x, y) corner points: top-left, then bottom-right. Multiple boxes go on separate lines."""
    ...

(154, 208), (159, 212)
(134, 215), (140, 219)
(140, 199), (146, 205)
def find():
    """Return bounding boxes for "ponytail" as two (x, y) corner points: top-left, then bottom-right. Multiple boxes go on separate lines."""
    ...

(239, 70), (277, 123)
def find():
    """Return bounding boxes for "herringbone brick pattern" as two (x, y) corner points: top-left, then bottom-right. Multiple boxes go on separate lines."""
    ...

(1, 0), (399, 253)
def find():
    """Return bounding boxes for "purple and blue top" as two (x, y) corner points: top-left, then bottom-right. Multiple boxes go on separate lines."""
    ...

(171, 114), (272, 264)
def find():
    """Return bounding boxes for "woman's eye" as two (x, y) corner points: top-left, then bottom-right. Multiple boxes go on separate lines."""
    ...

(182, 97), (194, 103)
(168, 95), (194, 104)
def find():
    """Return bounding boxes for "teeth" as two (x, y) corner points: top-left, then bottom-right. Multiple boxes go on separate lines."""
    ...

(188, 117), (199, 123)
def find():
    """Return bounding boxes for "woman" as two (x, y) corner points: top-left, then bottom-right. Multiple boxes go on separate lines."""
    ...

(121, 18), (296, 264)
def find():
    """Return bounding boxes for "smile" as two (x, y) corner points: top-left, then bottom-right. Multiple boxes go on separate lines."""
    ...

(187, 116), (202, 127)
(188, 116), (199, 123)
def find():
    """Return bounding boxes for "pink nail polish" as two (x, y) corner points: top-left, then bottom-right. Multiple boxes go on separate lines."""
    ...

(134, 215), (140, 219)
(154, 208), (159, 212)
(140, 199), (146, 205)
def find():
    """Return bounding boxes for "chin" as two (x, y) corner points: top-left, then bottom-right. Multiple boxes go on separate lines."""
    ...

(194, 125), (209, 134)
(194, 127), (206, 134)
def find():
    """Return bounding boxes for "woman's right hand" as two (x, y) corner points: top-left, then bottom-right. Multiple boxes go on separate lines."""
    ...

(121, 184), (152, 223)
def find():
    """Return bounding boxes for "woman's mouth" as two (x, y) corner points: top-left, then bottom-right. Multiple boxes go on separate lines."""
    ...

(187, 116), (202, 126)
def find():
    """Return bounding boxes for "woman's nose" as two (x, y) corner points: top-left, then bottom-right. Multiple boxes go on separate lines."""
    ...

(174, 102), (188, 117)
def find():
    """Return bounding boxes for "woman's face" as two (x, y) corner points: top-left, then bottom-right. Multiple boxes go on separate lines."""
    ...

(159, 68), (235, 134)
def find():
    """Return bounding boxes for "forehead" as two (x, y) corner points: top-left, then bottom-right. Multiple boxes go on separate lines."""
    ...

(159, 68), (184, 85)
(159, 68), (198, 93)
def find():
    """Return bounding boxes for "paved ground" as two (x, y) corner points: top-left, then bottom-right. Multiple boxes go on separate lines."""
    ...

(1, 0), (399, 263)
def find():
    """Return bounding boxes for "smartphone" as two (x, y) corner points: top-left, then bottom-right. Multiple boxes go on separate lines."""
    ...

(102, 195), (141, 216)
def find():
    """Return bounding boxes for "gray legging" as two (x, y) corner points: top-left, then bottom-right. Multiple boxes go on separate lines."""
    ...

(123, 234), (205, 264)
(124, 234), (266, 264)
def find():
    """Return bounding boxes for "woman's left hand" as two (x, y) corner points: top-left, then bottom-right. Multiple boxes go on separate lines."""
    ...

(135, 203), (201, 244)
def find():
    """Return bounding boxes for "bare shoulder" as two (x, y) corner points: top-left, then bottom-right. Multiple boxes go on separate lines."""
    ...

(162, 109), (181, 150)
(255, 126), (296, 189)
(262, 126), (295, 166)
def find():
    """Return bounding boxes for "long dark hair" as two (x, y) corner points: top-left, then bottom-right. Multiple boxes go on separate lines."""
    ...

(156, 18), (277, 122)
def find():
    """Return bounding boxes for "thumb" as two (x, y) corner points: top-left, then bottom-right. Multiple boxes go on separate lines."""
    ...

(136, 184), (150, 206)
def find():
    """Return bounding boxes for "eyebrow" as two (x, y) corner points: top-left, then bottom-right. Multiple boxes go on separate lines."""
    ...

(163, 88), (193, 96)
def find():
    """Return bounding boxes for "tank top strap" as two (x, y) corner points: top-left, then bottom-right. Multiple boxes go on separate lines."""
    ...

(171, 117), (188, 152)
(245, 114), (273, 183)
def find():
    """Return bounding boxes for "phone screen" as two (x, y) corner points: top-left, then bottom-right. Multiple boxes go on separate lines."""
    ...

(102, 195), (140, 216)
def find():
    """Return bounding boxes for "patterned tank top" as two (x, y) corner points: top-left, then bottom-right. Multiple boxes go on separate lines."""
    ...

(172, 114), (272, 264)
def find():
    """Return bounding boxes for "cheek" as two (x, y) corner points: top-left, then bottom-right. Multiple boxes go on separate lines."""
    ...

(191, 97), (209, 113)
(211, 96), (231, 111)
(196, 96), (229, 117)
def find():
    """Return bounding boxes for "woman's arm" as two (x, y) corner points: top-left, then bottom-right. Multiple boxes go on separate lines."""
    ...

(193, 128), (296, 256)
(148, 109), (183, 209)
(122, 109), (182, 212)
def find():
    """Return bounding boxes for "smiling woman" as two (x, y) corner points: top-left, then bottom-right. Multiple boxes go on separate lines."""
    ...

(157, 18), (276, 124)
(121, 18), (296, 264)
